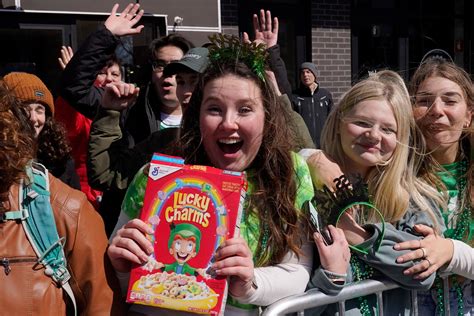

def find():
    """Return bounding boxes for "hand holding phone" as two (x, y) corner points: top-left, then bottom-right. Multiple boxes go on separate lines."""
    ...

(308, 201), (333, 245)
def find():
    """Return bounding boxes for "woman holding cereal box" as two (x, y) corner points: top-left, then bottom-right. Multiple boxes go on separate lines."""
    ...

(107, 32), (350, 315)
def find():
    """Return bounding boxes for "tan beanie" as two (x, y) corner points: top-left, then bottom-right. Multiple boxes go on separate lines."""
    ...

(3, 72), (54, 114)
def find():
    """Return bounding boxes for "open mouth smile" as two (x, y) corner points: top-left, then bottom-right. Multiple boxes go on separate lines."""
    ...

(217, 138), (243, 154)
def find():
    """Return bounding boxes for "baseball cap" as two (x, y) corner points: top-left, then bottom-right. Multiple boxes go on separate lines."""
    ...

(164, 47), (209, 76)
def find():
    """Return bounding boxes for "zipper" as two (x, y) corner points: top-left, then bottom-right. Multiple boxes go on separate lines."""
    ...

(1, 257), (37, 275)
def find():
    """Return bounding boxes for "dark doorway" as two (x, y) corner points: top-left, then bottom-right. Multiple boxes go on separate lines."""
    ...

(351, 0), (469, 81)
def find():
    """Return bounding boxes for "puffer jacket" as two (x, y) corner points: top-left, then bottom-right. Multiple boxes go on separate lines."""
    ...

(0, 174), (126, 316)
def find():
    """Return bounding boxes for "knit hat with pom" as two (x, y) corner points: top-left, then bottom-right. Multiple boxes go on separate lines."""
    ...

(3, 72), (54, 114)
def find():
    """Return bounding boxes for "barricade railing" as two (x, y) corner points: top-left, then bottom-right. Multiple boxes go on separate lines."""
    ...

(262, 277), (399, 316)
(261, 276), (451, 316)
(262, 276), (450, 316)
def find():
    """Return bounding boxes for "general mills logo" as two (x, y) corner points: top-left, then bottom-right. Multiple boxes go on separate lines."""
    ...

(151, 166), (159, 177)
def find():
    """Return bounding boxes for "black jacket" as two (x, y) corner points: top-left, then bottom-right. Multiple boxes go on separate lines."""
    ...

(60, 26), (168, 233)
(292, 85), (333, 148)
(59, 25), (162, 148)
(266, 45), (315, 149)
(59, 26), (116, 120)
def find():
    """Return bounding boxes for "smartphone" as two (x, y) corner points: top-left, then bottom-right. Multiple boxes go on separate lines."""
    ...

(308, 201), (333, 246)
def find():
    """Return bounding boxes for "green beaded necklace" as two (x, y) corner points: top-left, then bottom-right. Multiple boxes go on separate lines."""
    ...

(350, 256), (376, 316)
(434, 159), (472, 316)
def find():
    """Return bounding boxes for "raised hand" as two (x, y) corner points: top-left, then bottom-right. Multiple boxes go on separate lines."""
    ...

(58, 46), (74, 70)
(243, 9), (279, 48)
(265, 70), (282, 96)
(102, 81), (140, 111)
(394, 224), (454, 279)
(212, 237), (254, 298)
(104, 3), (144, 36)
(107, 218), (154, 272)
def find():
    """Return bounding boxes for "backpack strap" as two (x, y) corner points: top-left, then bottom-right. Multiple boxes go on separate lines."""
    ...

(19, 162), (77, 316)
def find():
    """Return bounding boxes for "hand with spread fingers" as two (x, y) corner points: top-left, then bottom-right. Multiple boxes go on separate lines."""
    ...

(242, 9), (278, 48)
(107, 218), (155, 273)
(104, 3), (144, 36)
(394, 224), (454, 279)
(314, 225), (350, 276)
(211, 237), (255, 298)
(58, 46), (74, 70)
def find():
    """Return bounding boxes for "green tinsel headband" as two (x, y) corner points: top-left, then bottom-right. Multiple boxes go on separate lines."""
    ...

(207, 33), (268, 82)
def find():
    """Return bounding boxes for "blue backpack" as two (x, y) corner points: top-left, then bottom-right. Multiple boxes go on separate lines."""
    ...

(1, 162), (77, 315)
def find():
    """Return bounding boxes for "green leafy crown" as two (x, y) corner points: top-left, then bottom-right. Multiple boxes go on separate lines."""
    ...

(207, 33), (268, 82)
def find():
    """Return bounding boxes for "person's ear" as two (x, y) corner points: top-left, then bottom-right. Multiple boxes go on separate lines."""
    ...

(464, 108), (472, 128)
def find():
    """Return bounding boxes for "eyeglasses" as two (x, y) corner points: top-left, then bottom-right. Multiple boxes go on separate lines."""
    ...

(151, 60), (169, 72)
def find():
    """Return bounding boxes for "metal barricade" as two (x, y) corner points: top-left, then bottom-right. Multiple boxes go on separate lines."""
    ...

(261, 276), (451, 316)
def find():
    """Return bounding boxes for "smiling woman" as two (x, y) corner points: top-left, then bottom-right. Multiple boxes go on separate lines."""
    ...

(3, 72), (80, 189)
(199, 74), (265, 172)
(305, 70), (446, 315)
(404, 58), (474, 315)
(107, 34), (340, 316)
(339, 98), (398, 177)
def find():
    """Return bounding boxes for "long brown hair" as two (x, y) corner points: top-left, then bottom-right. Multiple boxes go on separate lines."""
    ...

(178, 61), (302, 266)
(0, 81), (36, 203)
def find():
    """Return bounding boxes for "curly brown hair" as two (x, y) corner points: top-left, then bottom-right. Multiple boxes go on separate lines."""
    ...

(178, 61), (304, 267)
(0, 81), (36, 203)
(36, 112), (72, 172)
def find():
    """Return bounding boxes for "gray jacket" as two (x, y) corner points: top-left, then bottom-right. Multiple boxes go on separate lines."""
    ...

(308, 200), (444, 315)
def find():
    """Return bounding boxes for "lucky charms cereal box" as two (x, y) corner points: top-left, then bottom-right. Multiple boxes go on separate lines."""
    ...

(127, 153), (247, 315)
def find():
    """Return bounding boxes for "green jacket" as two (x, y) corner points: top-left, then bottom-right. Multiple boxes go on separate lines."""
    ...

(87, 107), (179, 192)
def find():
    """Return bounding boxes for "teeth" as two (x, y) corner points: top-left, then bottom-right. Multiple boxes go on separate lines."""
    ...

(219, 138), (241, 144)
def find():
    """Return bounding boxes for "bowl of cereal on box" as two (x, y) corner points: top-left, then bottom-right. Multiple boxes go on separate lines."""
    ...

(131, 271), (219, 313)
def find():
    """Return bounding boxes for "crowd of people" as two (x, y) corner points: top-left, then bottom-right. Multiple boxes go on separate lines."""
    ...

(0, 2), (472, 315)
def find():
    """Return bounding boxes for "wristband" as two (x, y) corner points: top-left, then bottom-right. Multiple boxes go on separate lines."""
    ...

(322, 269), (347, 280)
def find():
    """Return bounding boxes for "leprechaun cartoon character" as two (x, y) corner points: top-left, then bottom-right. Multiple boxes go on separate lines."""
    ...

(155, 223), (207, 277)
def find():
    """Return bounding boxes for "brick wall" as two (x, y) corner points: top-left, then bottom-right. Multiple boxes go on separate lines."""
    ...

(221, 0), (239, 36)
(311, 0), (351, 103)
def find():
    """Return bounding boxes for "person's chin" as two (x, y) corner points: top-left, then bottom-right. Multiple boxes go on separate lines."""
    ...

(160, 96), (180, 108)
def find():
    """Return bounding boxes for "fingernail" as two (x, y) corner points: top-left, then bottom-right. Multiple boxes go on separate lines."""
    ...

(141, 255), (149, 263)
(394, 244), (400, 250)
(396, 258), (403, 263)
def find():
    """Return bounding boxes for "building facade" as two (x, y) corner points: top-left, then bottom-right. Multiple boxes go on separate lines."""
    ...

(1, 0), (472, 103)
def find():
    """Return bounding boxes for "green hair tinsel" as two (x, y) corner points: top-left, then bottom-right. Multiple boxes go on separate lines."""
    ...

(208, 33), (268, 82)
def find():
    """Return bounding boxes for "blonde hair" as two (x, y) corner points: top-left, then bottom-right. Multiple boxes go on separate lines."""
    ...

(321, 70), (443, 224)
